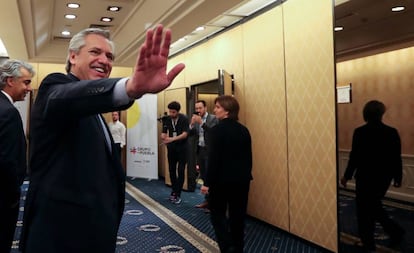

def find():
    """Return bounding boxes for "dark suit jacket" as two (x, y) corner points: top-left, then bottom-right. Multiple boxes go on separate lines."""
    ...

(205, 118), (252, 187)
(344, 121), (402, 194)
(21, 73), (133, 253)
(0, 92), (26, 207)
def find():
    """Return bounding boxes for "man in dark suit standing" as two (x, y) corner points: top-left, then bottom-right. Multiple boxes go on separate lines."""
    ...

(202, 95), (252, 253)
(20, 25), (185, 253)
(341, 100), (405, 251)
(0, 59), (34, 253)
(189, 100), (218, 210)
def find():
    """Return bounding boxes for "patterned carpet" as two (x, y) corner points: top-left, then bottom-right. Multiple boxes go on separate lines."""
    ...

(19, 178), (414, 252)
(338, 190), (414, 253)
(122, 177), (330, 253)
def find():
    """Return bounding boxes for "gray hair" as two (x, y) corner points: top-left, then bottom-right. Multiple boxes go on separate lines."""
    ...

(65, 28), (115, 73)
(0, 59), (35, 89)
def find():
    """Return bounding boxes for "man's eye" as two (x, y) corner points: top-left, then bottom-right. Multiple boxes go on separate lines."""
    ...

(106, 53), (114, 61)
(89, 50), (100, 56)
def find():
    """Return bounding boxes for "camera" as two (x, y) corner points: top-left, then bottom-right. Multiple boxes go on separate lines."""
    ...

(193, 112), (200, 115)
(157, 112), (168, 123)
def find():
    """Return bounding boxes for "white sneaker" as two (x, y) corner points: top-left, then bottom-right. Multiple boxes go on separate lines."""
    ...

(174, 197), (182, 204)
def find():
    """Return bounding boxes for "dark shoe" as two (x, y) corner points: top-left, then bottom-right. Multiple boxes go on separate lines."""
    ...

(173, 197), (182, 204)
(195, 201), (208, 208)
(169, 192), (176, 202)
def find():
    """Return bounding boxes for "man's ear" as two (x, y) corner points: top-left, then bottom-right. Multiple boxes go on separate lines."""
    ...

(69, 51), (77, 65)
(5, 76), (14, 87)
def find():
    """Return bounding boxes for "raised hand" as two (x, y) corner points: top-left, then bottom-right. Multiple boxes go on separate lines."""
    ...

(126, 24), (185, 98)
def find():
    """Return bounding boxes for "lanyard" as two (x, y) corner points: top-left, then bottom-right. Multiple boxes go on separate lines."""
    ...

(171, 118), (177, 132)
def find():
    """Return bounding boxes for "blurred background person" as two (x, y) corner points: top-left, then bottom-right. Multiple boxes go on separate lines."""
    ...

(161, 101), (189, 204)
(108, 111), (126, 158)
(341, 100), (405, 252)
(0, 59), (34, 253)
(202, 95), (252, 253)
(189, 100), (218, 211)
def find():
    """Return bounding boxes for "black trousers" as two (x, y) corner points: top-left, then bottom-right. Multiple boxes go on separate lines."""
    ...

(0, 194), (20, 253)
(209, 182), (250, 253)
(167, 145), (187, 197)
(355, 178), (403, 249)
(196, 146), (208, 181)
(197, 146), (209, 201)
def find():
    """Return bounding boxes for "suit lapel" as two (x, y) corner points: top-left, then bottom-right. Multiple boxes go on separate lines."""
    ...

(95, 114), (113, 155)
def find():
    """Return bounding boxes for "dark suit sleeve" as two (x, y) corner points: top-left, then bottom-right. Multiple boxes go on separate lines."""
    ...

(39, 73), (132, 119)
(0, 107), (24, 202)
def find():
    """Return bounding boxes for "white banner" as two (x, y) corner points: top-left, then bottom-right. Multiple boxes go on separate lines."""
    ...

(126, 94), (158, 179)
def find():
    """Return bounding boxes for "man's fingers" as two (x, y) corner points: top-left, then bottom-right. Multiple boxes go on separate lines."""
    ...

(160, 29), (172, 57)
(151, 24), (164, 56)
(167, 63), (186, 83)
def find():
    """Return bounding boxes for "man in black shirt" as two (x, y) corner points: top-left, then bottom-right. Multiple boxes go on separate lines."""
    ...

(161, 101), (189, 204)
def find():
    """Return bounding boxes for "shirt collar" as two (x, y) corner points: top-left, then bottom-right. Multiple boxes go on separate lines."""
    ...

(1, 90), (14, 103)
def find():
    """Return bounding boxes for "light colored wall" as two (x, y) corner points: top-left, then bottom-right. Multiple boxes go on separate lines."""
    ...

(284, 0), (337, 249)
(337, 44), (414, 209)
(164, 0), (337, 251)
(242, 6), (289, 231)
(337, 46), (414, 155)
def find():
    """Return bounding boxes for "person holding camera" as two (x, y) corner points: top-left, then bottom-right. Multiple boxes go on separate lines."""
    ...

(161, 101), (189, 204)
(189, 100), (218, 211)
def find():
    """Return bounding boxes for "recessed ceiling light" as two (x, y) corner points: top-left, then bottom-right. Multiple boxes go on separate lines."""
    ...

(101, 17), (113, 22)
(65, 14), (77, 20)
(391, 6), (405, 12)
(107, 6), (121, 12)
(67, 3), (80, 9)
(334, 26), (344, 32)
(61, 30), (71, 36)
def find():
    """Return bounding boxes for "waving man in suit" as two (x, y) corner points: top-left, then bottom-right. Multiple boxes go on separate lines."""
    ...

(21, 25), (185, 253)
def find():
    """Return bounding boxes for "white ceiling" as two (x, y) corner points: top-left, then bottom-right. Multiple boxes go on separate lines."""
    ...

(0, 0), (280, 66)
(1, 0), (414, 66)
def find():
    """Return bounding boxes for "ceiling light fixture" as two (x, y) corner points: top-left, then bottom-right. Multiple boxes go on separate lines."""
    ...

(391, 6), (405, 12)
(101, 17), (113, 22)
(67, 3), (80, 9)
(195, 26), (205, 32)
(61, 30), (71, 36)
(107, 6), (121, 12)
(334, 26), (344, 32)
(65, 14), (77, 20)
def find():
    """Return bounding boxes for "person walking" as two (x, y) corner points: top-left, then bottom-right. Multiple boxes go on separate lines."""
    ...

(341, 100), (405, 251)
(202, 95), (253, 253)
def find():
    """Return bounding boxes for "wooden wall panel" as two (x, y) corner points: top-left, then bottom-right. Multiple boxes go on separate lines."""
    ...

(284, 0), (337, 251)
(242, 6), (289, 231)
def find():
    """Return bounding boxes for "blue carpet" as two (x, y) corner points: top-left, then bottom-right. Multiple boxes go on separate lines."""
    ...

(12, 178), (335, 252)
(126, 177), (331, 253)
(339, 190), (414, 252)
